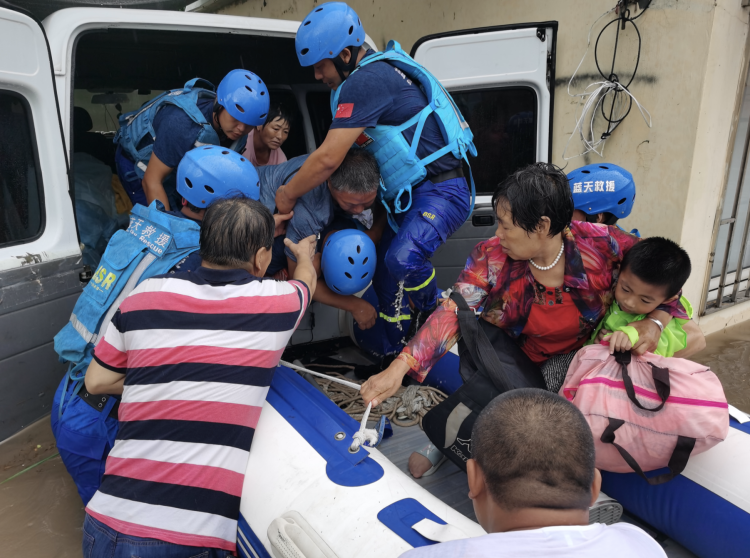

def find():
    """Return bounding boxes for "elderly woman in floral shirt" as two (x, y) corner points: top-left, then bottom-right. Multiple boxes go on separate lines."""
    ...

(361, 163), (704, 478)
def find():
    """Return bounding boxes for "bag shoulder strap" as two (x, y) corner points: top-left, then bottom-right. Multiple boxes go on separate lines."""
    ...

(449, 291), (512, 393)
(601, 417), (695, 485)
(614, 351), (671, 412)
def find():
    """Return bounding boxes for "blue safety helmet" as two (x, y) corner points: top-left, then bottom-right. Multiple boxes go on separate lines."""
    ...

(322, 229), (376, 295)
(296, 2), (366, 67)
(567, 163), (636, 221)
(177, 146), (260, 208)
(216, 69), (269, 126)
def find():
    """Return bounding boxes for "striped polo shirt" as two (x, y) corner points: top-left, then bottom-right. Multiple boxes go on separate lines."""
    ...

(86, 267), (309, 551)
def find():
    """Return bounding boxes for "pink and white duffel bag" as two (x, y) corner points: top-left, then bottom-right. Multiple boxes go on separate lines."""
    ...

(560, 344), (729, 484)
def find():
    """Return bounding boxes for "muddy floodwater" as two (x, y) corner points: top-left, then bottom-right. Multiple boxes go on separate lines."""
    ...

(0, 416), (85, 558)
(691, 320), (750, 411)
(1, 321), (748, 557)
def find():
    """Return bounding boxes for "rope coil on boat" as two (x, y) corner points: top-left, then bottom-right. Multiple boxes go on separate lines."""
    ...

(280, 360), (447, 429)
(310, 370), (446, 428)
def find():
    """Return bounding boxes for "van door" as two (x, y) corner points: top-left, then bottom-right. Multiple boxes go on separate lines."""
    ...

(412, 23), (557, 288)
(0, 7), (81, 440)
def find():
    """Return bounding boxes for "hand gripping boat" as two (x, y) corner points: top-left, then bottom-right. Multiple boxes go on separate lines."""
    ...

(236, 364), (485, 558)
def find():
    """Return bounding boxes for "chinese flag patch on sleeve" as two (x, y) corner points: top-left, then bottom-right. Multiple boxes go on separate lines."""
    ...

(335, 103), (354, 118)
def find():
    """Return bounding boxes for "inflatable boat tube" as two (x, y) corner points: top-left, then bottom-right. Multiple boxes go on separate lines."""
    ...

(601, 413), (750, 558)
(237, 365), (485, 558)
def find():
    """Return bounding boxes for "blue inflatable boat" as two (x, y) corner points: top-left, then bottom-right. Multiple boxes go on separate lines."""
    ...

(237, 363), (485, 558)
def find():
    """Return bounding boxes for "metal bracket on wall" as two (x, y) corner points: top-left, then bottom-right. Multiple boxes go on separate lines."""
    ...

(617, 0), (652, 15)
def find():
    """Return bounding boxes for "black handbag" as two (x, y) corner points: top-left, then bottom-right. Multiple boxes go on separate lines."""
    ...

(421, 291), (546, 471)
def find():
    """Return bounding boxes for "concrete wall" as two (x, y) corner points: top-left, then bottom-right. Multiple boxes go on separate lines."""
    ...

(215, 0), (750, 331)
(682, 0), (750, 331)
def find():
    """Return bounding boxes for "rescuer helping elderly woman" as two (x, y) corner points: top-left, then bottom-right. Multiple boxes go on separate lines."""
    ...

(275, 1), (478, 361)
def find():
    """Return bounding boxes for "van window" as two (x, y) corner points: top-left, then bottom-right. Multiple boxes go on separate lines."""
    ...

(453, 87), (537, 195)
(307, 91), (333, 148)
(0, 92), (43, 247)
(73, 89), (166, 133)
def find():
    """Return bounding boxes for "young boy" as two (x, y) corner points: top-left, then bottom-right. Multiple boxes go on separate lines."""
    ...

(590, 237), (695, 357)
(399, 389), (667, 558)
(80, 196), (317, 557)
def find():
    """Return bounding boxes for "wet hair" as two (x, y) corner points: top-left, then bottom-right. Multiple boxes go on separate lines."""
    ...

(471, 388), (595, 511)
(199, 195), (274, 268)
(621, 237), (691, 299)
(328, 148), (380, 195)
(492, 163), (574, 237)
(263, 103), (295, 128)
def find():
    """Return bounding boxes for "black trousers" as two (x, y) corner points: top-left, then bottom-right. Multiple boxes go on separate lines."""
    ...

(422, 320), (548, 471)
(422, 318), (576, 470)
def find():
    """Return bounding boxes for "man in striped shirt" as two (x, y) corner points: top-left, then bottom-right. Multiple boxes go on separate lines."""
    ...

(81, 195), (317, 557)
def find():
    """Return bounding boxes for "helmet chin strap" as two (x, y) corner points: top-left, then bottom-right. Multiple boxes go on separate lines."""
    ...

(212, 104), (230, 143)
(332, 46), (362, 83)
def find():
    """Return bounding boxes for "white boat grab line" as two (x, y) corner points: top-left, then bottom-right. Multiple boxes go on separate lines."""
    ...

(350, 402), (380, 452)
(279, 360), (381, 452)
(280, 360), (362, 390)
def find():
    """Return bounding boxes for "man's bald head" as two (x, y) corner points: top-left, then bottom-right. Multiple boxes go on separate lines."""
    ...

(471, 388), (596, 511)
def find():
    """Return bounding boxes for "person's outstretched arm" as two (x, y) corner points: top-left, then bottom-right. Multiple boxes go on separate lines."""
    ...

(275, 127), (363, 213)
(284, 235), (318, 297)
(142, 152), (174, 209)
(361, 239), (495, 407)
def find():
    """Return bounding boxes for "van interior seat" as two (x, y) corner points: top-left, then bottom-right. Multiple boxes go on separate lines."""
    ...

(73, 106), (117, 172)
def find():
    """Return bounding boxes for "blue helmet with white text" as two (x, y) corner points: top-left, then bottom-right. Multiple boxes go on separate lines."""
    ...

(177, 146), (260, 208)
(567, 163), (636, 223)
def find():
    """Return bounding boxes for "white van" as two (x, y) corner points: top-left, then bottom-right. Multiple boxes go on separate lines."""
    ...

(0, 4), (556, 441)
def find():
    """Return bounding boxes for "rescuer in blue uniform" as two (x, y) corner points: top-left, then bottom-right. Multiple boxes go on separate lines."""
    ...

(115, 69), (269, 211)
(276, 2), (477, 357)
(52, 147), (265, 505)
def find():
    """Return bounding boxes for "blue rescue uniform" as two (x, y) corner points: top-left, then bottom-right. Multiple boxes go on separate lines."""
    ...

(331, 50), (472, 353)
(164, 209), (204, 273)
(52, 202), (202, 504)
(115, 98), (230, 208)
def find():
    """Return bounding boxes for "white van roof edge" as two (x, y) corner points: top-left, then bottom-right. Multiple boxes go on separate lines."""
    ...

(42, 7), (378, 77)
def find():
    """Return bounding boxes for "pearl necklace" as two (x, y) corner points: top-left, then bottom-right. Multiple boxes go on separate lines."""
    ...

(529, 242), (565, 271)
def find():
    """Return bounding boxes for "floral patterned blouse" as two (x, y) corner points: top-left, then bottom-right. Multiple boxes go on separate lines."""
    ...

(398, 221), (688, 382)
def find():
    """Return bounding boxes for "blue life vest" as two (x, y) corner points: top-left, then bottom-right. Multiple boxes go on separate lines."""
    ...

(114, 78), (222, 179)
(330, 41), (478, 219)
(51, 202), (200, 503)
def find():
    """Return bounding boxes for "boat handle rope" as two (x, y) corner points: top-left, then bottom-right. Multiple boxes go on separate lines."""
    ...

(279, 360), (381, 452)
